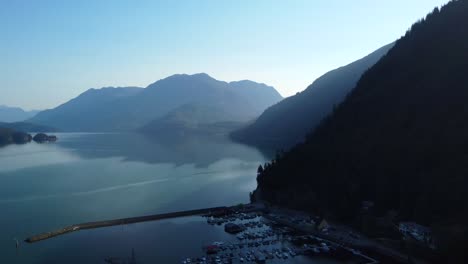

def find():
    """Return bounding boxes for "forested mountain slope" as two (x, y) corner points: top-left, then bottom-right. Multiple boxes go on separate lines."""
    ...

(231, 43), (394, 149)
(256, 1), (468, 260)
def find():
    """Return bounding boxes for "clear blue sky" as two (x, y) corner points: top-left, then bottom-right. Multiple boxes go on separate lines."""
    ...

(1, 0), (449, 110)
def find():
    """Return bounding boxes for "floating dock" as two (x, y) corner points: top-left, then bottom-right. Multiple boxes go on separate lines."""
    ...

(25, 206), (228, 243)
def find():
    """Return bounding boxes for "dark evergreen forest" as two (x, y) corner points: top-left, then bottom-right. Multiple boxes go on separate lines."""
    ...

(256, 0), (468, 260)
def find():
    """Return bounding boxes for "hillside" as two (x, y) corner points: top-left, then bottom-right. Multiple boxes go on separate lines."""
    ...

(30, 74), (282, 132)
(227, 80), (283, 115)
(140, 103), (246, 136)
(30, 87), (143, 131)
(255, 1), (468, 260)
(0, 105), (39, 122)
(231, 42), (394, 149)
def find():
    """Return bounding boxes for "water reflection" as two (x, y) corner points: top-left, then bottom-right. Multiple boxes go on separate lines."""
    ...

(0, 132), (269, 263)
(56, 132), (270, 167)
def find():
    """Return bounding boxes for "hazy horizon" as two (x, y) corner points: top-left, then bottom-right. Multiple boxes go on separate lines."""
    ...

(1, 0), (449, 110)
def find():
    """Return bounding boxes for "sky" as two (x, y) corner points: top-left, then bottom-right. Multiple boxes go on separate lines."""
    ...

(1, 0), (449, 110)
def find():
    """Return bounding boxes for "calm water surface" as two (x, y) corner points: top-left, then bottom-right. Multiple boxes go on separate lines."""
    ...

(0, 133), (269, 263)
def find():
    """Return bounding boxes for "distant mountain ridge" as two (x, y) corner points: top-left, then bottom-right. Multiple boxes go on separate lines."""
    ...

(30, 87), (144, 132)
(29, 74), (282, 132)
(0, 105), (40, 122)
(232, 42), (394, 150)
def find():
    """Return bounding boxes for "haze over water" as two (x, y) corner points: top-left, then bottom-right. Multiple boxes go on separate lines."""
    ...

(0, 133), (268, 263)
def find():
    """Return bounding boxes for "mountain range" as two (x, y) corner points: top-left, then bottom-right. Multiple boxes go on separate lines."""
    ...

(232, 42), (394, 150)
(29, 74), (283, 132)
(0, 105), (40, 123)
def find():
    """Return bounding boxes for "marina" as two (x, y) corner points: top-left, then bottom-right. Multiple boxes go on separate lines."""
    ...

(180, 210), (378, 264)
(25, 202), (380, 263)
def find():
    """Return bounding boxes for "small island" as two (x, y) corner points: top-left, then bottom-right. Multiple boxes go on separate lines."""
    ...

(0, 128), (32, 145)
(33, 133), (58, 143)
(0, 128), (58, 146)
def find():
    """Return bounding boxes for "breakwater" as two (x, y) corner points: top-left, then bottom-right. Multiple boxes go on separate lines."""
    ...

(25, 206), (228, 243)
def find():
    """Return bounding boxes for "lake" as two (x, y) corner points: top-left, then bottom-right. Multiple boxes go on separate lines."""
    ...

(0, 133), (270, 263)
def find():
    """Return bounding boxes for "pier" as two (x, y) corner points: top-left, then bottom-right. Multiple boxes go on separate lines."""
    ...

(25, 206), (228, 243)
